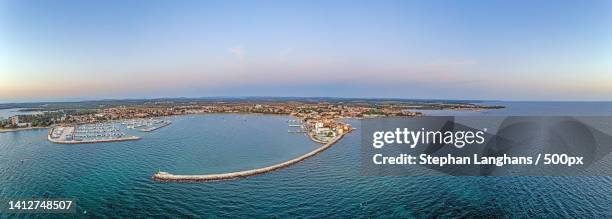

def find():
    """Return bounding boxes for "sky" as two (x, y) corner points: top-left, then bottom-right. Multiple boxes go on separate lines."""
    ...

(0, 0), (610, 102)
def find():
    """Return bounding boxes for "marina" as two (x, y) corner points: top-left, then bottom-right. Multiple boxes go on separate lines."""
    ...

(48, 118), (173, 143)
(287, 119), (306, 133)
(48, 123), (140, 144)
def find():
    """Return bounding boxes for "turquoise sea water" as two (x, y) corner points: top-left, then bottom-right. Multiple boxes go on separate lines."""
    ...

(1, 102), (612, 217)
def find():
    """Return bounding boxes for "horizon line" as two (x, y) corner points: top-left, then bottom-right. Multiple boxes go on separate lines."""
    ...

(2, 96), (612, 105)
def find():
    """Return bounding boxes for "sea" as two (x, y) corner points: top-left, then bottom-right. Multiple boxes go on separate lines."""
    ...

(0, 102), (611, 217)
(0, 108), (44, 119)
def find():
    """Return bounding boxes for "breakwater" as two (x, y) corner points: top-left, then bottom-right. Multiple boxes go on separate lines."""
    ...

(47, 134), (141, 144)
(153, 133), (345, 182)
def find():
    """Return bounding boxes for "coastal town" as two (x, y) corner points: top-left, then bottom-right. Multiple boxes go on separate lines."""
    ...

(0, 98), (503, 144)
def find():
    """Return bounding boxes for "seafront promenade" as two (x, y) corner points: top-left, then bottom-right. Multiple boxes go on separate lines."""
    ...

(153, 133), (346, 182)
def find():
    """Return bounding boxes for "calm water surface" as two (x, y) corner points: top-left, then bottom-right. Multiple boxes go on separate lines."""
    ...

(1, 102), (611, 217)
(0, 108), (44, 119)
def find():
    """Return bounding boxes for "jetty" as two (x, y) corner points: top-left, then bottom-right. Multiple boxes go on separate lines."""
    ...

(153, 133), (346, 182)
(48, 135), (141, 144)
(140, 121), (172, 132)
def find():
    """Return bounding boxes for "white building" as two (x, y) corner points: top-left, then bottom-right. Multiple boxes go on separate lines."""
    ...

(17, 122), (30, 128)
(9, 116), (19, 125)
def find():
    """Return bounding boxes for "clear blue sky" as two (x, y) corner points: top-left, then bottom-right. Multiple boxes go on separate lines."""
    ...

(0, 0), (610, 102)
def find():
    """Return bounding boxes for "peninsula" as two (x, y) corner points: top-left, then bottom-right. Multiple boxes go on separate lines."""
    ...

(0, 97), (503, 182)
